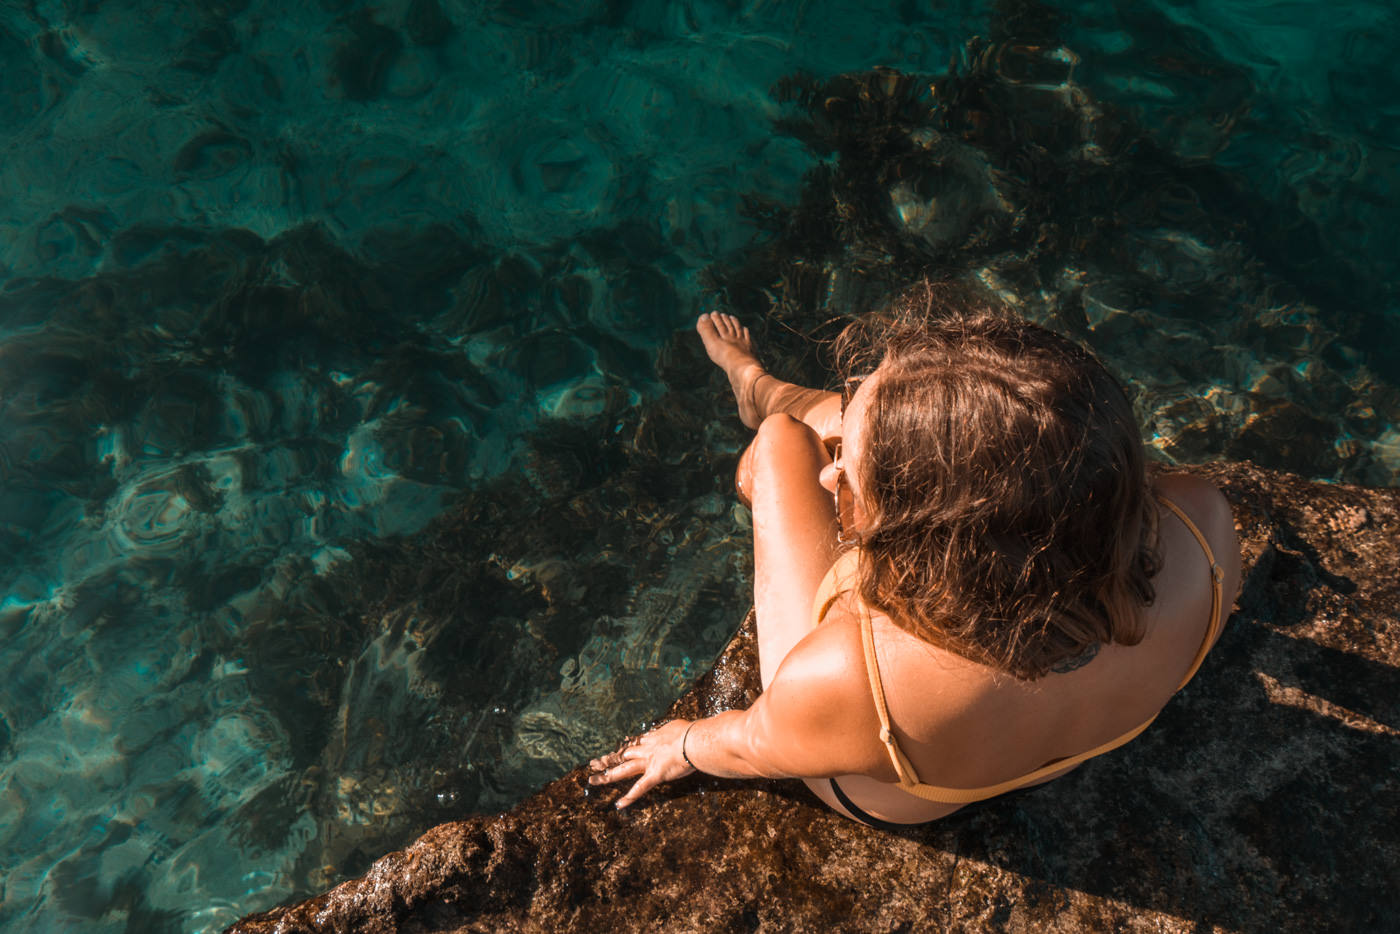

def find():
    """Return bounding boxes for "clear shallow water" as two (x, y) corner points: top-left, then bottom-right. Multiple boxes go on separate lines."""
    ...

(0, 0), (1395, 930)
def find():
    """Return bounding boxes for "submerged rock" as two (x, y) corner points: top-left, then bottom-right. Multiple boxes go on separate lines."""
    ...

(228, 461), (1400, 932)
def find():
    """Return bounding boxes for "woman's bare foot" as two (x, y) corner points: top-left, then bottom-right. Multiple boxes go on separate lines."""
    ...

(696, 312), (767, 428)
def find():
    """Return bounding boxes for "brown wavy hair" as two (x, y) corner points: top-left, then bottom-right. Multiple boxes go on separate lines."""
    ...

(837, 284), (1160, 679)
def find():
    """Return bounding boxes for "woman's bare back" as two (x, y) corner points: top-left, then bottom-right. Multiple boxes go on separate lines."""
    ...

(812, 472), (1241, 824)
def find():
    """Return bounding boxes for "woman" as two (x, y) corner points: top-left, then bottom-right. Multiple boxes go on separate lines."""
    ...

(589, 289), (1241, 828)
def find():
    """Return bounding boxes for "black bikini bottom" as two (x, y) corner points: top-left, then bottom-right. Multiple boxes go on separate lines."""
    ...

(828, 777), (1041, 831)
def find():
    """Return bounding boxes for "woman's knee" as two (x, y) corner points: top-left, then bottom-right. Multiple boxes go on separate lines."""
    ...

(735, 443), (755, 507)
(734, 415), (828, 504)
(744, 414), (826, 482)
(742, 414), (817, 472)
(753, 412), (819, 451)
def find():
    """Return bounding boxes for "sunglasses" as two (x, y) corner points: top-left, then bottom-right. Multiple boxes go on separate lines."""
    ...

(833, 374), (867, 546)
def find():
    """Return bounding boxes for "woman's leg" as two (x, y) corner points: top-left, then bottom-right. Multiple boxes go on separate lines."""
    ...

(744, 417), (904, 825)
(696, 313), (842, 441)
(743, 414), (841, 690)
(701, 316), (882, 823)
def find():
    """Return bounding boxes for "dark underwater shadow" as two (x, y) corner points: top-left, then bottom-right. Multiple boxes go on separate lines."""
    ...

(707, 0), (1400, 487)
(0, 211), (755, 920)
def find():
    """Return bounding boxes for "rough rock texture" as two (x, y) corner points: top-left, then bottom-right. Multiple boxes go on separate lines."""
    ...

(228, 462), (1400, 933)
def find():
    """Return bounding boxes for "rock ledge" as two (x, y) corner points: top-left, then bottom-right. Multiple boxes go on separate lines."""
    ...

(229, 463), (1400, 933)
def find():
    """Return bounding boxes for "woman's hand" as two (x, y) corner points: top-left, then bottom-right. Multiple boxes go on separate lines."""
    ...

(588, 719), (696, 809)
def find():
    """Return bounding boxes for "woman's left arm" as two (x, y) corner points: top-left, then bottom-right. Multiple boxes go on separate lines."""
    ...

(588, 631), (877, 808)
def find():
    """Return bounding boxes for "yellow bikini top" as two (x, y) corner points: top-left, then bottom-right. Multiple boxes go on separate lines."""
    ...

(810, 494), (1226, 806)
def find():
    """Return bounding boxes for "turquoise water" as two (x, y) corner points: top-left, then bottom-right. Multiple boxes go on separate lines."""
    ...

(0, 1), (1396, 930)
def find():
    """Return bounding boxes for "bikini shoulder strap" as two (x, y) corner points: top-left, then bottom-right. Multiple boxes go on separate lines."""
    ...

(1154, 493), (1226, 690)
(857, 600), (926, 789)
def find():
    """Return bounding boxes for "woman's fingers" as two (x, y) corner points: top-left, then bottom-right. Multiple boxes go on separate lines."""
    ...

(588, 719), (695, 807)
(588, 744), (638, 772)
(587, 751), (620, 771)
(587, 756), (645, 785)
(614, 772), (662, 809)
(588, 752), (662, 807)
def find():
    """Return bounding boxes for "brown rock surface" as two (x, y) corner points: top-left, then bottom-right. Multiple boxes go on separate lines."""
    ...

(228, 462), (1400, 933)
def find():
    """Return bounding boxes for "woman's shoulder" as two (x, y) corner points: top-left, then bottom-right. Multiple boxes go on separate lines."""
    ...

(799, 584), (950, 701)
(815, 585), (997, 706)
(1152, 471), (1230, 522)
(770, 594), (891, 753)
(1152, 472), (1240, 580)
(803, 586), (868, 664)
(1146, 471), (1242, 662)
